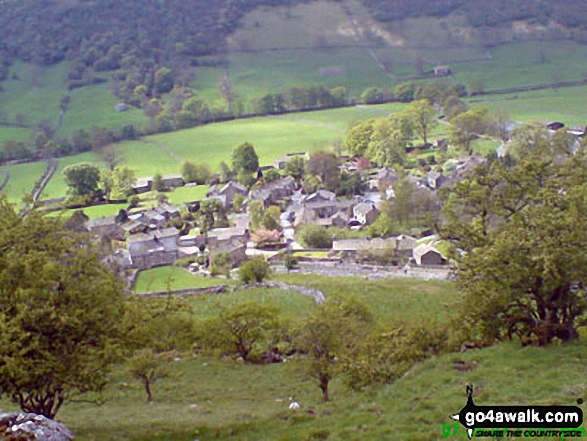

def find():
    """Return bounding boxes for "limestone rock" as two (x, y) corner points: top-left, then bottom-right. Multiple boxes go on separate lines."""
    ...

(0, 410), (74, 441)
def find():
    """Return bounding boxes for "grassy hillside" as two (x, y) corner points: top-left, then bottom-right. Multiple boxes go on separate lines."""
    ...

(112, 104), (398, 179)
(0, 276), (583, 440)
(59, 81), (149, 137)
(469, 85), (587, 127)
(227, 1), (357, 51)
(0, 161), (47, 203)
(0, 62), (66, 128)
(0, 126), (32, 144)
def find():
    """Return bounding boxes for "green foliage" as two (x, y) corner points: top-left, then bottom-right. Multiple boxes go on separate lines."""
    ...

(339, 323), (447, 390)
(448, 107), (494, 154)
(210, 252), (232, 277)
(0, 198), (125, 418)
(383, 176), (439, 228)
(367, 213), (396, 238)
(181, 161), (212, 184)
(199, 301), (280, 362)
(232, 142), (259, 174)
(128, 349), (170, 403)
(63, 162), (101, 197)
(284, 155), (306, 182)
(296, 224), (333, 249)
(360, 87), (387, 104)
(248, 199), (265, 231)
(343, 119), (375, 158)
(441, 141), (587, 346)
(297, 296), (374, 401)
(405, 99), (437, 144)
(152, 173), (165, 192)
(338, 171), (365, 197)
(307, 151), (340, 192)
(366, 113), (413, 167)
(283, 252), (298, 272)
(393, 82), (417, 102)
(238, 257), (271, 284)
(263, 168), (281, 182)
(262, 205), (281, 231)
(109, 166), (136, 199)
(154, 67), (174, 94)
(233, 193), (246, 212)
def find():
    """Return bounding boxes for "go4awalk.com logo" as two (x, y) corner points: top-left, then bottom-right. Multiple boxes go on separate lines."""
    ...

(443, 386), (585, 439)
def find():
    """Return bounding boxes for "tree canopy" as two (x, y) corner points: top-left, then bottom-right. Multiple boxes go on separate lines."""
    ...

(0, 197), (125, 418)
(63, 162), (101, 197)
(441, 142), (587, 346)
(232, 142), (259, 175)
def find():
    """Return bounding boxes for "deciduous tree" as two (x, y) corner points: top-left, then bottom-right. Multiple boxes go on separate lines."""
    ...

(63, 162), (101, 197)
(0, 199), (125, 418)
(441, 143), (587, 346)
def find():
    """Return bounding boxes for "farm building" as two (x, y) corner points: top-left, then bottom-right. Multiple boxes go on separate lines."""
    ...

(433, 66), (451, 77)
(127, 227), (179, 269)
(413, 244), (446, 266)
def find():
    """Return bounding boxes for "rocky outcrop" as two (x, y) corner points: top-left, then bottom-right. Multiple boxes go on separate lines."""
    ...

(0, 410), (74, 440)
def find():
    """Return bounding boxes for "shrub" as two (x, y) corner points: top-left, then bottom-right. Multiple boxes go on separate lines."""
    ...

(238, 257), (271, 284)
(210, 252), (231, 277)
(296, 224), (333, 249)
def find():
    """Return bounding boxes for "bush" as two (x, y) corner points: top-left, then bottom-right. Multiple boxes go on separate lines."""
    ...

(340, 324), (448, 390)
(296, 225), (333, 249)
(175, 257), (198, 268)
(182, 161), (212, 184)
(263, 168), (281, 182)
(210, 252), (231, 277)
(238, 257), (271, 284)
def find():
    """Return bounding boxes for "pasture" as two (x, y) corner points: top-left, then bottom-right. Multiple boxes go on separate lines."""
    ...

(133, 266), (229, 293)
(0, 62), (66, 128)
(0, 161), (46, 203)
(58, 81), (149, 137)
(0, 61), (149, 144)
(0, 126), (32, 144)
(470, 85), (587, 127)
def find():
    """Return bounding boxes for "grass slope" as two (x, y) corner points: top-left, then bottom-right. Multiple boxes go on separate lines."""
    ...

(2, 276), (583, 440)
(470, 85), (587, 127)
(0, 126), (32, 144)
(227, 1), (356, 51)
(0, 62), (67, 128)
(58, 81), (149, 137)
(0, 161), (47, 203)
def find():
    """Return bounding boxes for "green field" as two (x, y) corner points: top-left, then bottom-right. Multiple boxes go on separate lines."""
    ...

(40, 152), (106, 200)
(452, 41), (587, 91)
(0, 161), (47, 203)
(165, 185), (208, 205)
(274, 273), (456, 323)
(0, 62), (66, 128)
(470, 86), (587, 127)
(187, 286), (317, 322)
(115, 140), (183, 178)
(133, 266), (230, 293)
(0, 126), (32, 144)
(227, 1), (356, 51)
(0, 61), (150, 144)
(59, 81), (149, 137)
(74, 203), (129, 220)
